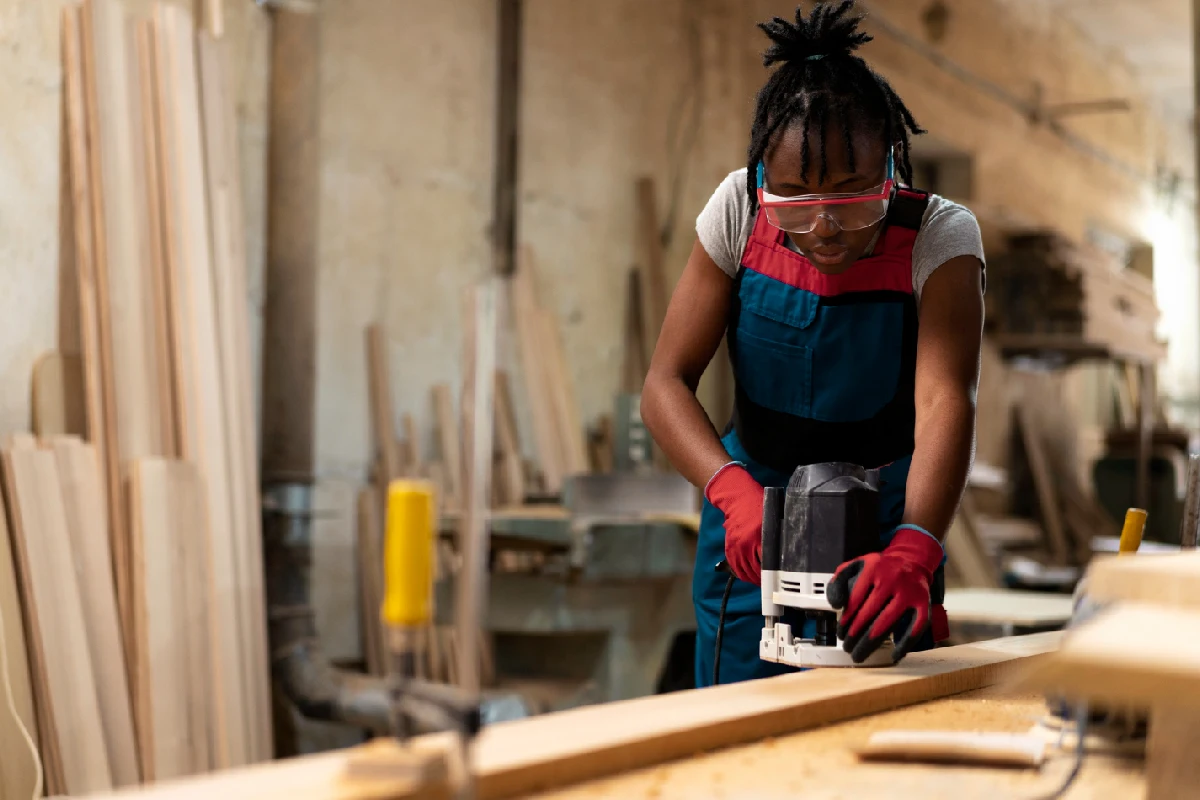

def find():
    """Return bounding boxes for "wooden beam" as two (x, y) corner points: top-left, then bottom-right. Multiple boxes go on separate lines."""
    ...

(490, 0), (521, 276)
(88, 634), (1058, 800)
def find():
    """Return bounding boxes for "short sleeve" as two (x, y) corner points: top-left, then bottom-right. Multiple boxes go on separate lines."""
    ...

(911, 196), (986, 304)
(695, 169), (756, 278)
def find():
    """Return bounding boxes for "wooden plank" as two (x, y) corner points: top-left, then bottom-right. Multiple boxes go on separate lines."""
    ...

(944, 510), (999, 589)
(620, 268), (647, 394)
(356, 488), (386, 677)
(0, 464), (41, 800)
(943, 588), (1072, 627)
(1015, 402), (1071, 564)
(87, 0), (170, 463)
(537, 309), (588, 476)
(2, 444), (112, 794)
(129, 458), (214, 781)
(511, 249), (563, 493)
(366, 325), (401, 483)
(431, 384), (462, 511)
(51, 437), (140, 786)
(153, 4), (249, 768)
(494, 371), (525, 506)
(31, 351), (86, 437)
(1086, 551), (1200, 609)
(83, 634), (1059, 800)
(1147, 708), (1200, 800)
(196, 32), (272, 760)
(635, 177), (668, 357)
(401, 414), (422, 478)
(136, 18), (179, 458)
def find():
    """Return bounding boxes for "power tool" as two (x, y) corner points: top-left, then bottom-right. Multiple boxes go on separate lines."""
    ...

(758, 462), (894, 668)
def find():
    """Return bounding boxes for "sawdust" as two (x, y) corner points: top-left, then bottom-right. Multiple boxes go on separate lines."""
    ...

(529, 691), (1145, 800)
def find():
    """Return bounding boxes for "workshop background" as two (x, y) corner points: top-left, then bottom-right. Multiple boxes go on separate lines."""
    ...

(0, 0), (1199, 793)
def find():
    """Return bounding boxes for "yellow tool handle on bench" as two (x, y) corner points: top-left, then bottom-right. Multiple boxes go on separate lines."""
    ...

(381, 480), (436, 628)
(1118, 508), (1147, 555)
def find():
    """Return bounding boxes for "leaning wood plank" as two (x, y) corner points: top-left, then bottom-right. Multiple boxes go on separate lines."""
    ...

(51, 437), (140, 786)
(31, 351), (86, 438)
(635, 177), (668, 357)
(87, 0), (169, 462)
(1015, 403), (1070, 564)
(129, 458), (214, 781)
(197, 32), (272, 762)
(432, 384), (462, 511)
(64, 2), (126, 650)
(494, 371), (525, 505)
(153, 4), (248, 768)
(2, 445), (113, 794)
(944, 512), (998, 589)
(366, 325), (401, 483)
(80, 633), (1059, 800)
(537, 309), (588, 476)
(511, 249), (563, 493)
(0, 472), (41, 800)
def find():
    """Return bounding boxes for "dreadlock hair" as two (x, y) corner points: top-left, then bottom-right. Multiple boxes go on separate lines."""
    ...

(746, 1), (926, 213)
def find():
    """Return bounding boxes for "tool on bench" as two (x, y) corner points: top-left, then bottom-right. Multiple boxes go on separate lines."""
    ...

(759, 462), (895, 669)
(379, 480), (481, 797)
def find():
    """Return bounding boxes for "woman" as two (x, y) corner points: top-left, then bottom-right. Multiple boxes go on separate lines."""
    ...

(641, 1), (985, 687)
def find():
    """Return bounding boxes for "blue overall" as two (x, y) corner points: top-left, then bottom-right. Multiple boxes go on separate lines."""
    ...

(694, 188), (945, 688)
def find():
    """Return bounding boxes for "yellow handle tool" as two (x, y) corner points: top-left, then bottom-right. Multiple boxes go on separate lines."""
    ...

(381, 480), (436, 629)
(1118, 508), (1147, 556)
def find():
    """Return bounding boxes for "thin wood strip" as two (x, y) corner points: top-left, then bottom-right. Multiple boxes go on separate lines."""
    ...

(401, 414), (422, 478)
(1015, 402), (1070, 564)
(356, 488), (386, 677)
(366, 325), (401, 483)
(31, 351), (86, 438)
(0, 461), (40, 800)
(2, 444), (112, 794)
(432, 384), (462, 511)
(511, 248), (562, 493)
(537, 309), (587, 476)
(50, 437), (140, 786)
(494, 371), (525, 505)
(635, 177), (668, 356)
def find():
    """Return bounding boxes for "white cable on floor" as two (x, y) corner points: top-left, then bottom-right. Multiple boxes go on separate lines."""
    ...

(0, 597), (43, 800)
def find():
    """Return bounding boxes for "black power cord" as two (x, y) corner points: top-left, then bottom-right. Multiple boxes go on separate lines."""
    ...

(713, 561), (735, 686)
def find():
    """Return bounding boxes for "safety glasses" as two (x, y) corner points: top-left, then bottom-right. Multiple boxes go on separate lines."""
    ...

(757, 152), (895, 234)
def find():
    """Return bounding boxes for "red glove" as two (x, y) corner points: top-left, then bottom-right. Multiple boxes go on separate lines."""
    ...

(826, 526), (944, 664)
(704, 463), (764, 585)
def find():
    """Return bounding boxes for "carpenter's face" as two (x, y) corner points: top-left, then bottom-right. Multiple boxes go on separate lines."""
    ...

(761, 122), (889, 274)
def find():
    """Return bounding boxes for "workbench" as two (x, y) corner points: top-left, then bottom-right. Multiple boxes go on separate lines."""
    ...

(532, 690), (1145, 799)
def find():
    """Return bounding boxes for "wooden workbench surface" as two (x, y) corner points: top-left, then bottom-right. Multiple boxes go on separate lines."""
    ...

(532, 690), (1145, 800)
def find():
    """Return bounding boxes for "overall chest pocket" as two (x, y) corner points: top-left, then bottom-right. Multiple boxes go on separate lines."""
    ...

(733, 273), (907, 423)
(808, 302), (905, 422)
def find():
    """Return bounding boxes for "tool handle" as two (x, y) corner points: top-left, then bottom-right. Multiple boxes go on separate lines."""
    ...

(1118, 508), (1147, 555)
(382, 480), (436, 627)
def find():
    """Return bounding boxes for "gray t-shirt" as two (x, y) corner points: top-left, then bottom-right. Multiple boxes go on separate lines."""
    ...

(696, 168), (985, 304)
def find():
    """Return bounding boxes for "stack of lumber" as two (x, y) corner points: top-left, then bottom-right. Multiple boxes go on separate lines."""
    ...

(18, 0), (271, 786)
(986, 232), (1165, 362)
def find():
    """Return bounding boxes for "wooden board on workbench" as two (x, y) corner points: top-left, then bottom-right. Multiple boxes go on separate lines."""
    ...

(90, 634), (1059, 800)
(51, 437), (139, 787)
(1086, 551), (1200, 609)
(2, 441), (112, 795)
(129, 458), (214, 781)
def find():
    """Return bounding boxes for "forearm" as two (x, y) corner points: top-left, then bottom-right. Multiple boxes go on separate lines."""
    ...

(901, 391), (976, 543)
(641, 371), (732, 488)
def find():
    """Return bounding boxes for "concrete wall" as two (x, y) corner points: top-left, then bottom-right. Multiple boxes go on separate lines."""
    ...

(0, 0), (1195, 660)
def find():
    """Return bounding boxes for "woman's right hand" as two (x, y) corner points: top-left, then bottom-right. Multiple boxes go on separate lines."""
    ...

(704, 463), (765, 585)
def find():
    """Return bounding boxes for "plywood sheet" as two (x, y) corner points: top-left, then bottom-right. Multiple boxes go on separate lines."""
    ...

(51, 437), (139, 786)
(2, 444), (112, 794)
(153, 4), (250, 767)
(0, 468), (41, 800)
(129, 458), (214, 781)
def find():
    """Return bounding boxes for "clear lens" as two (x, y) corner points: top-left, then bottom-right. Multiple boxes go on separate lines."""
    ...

(763, 197), (888, 234)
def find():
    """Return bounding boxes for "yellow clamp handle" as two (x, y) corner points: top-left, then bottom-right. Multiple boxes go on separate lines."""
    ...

(1118, 508), (1147, 556)
(381, 480), (436, 627)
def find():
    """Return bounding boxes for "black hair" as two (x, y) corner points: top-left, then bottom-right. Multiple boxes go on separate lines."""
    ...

(746, 1), (925, 212)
